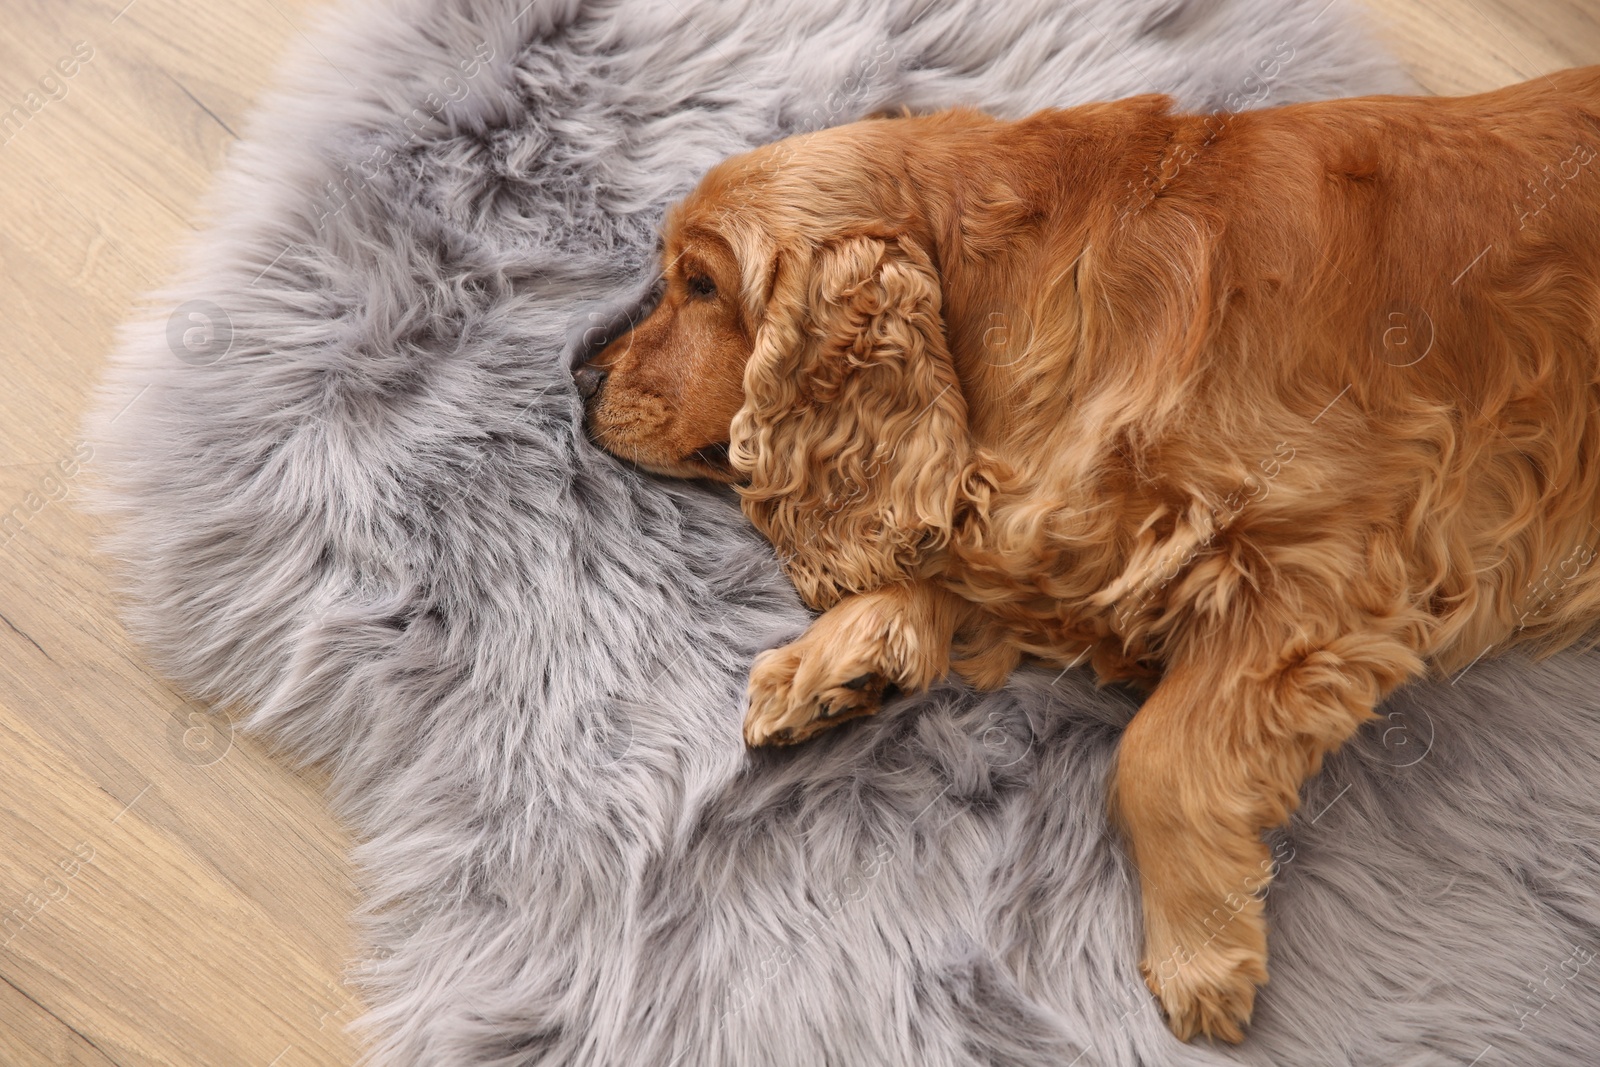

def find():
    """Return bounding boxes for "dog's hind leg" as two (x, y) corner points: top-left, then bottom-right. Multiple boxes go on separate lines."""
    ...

(1110, 579), (1426, 1041)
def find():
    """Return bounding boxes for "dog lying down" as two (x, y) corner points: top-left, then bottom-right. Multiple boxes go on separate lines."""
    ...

(575, 68), (1600, 1042)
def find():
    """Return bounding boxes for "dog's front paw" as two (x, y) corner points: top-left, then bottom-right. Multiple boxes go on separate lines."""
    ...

(1139, 919), (1268, 1043)
(744, 642), (896, 746)
(742, 588), (950, 747)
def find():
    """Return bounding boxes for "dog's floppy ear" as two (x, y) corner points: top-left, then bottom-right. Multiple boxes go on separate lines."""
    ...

(730, 234), (995, 609)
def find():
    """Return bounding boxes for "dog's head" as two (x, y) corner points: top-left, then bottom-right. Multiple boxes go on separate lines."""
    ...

(576, 114), (996, 608)
(573, 166), (760, 484)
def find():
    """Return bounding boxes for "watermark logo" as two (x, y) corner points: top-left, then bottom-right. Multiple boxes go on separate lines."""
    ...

(1146, 837), (1296, 988)
(1374, 302), (1435, 368)
(1, 842), (95, 949)
(979, 308), (1037, 369)
(1115, 40), (1297, 227)
(564, 290), (651, 372)
(574, 696), (635, 772)
(1517, 942), (1595, 1031)
(1519, 142), (1596, 230)
(0, 439), (93, 551)
(167, 702), (234, 766)
(0, 40), (95, 149)
(979, 707), (1033, 770)
(1371, 704), (1435, 768)
(166, 299), (233, 366)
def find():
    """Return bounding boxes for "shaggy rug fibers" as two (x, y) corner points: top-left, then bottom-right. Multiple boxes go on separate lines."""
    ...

(86, 0), (1600, 1063)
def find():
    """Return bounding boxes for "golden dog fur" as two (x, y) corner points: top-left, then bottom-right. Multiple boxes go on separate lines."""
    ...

(577, 68), (1600, 1041)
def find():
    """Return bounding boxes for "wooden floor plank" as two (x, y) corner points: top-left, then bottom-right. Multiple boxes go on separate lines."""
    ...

(0, 700), (358, 1066)
(0, 975), (122, 1067)
(1, 1), (356, 1064)
(1358, 0), (1600, 93)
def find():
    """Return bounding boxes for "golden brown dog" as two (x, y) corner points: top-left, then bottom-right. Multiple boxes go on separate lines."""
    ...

(575, 68), (1600, 1042)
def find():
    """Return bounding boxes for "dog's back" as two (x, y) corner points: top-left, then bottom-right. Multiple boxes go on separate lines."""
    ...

(934, 68), (1600, 676)
(1227, 67), (1600, 669)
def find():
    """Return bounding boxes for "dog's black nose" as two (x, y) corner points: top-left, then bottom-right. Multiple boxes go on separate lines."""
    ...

(573, 365), (608, 400)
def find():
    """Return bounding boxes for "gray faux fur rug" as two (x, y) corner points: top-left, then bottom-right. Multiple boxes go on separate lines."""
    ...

(85, 0), (1600, 1063)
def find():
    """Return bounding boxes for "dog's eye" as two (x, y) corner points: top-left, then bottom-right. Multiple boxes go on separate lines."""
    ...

(687, 274), (717, 300)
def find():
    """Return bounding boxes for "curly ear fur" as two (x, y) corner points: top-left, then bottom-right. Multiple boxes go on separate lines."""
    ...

(729, 235), (992, 609)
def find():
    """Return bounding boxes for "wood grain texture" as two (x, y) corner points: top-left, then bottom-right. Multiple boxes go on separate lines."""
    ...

(1358, 0), (1600, 94)
(1, 2), (360, 1065)
(0, 1), (1596, 1064)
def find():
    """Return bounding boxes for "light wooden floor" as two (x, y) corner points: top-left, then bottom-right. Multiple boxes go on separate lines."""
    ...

(1, 1), (1597, 1064)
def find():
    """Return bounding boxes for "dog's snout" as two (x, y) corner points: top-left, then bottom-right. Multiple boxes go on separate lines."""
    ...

(573, 365), (608, 400)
